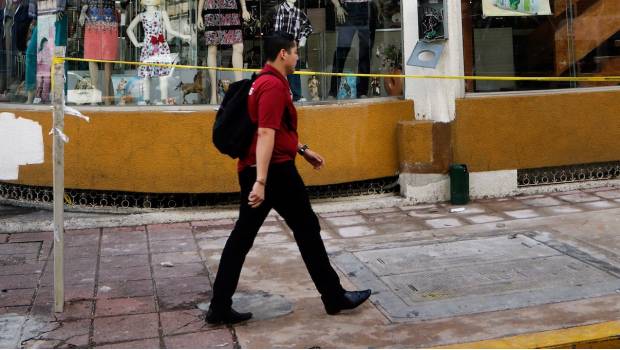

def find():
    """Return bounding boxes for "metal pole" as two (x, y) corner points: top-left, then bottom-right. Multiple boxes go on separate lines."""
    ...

(52, 47), (66, 313)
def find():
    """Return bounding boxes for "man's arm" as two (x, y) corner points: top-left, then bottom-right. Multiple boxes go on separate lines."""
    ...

(297, 142), (325, 170)
(248, 127), (275, 208)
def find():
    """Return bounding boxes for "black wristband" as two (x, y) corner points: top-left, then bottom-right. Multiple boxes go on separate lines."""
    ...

(298, 144), (309, 155)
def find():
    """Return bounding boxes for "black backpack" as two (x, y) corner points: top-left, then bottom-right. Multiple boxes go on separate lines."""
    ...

(212, 72), (273, 159)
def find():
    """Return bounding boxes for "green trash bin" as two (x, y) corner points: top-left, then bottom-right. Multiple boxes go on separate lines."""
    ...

(449, 164), (469, 205)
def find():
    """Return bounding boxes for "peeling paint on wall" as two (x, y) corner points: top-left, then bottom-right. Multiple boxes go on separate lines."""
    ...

(0, 112), (44, 180)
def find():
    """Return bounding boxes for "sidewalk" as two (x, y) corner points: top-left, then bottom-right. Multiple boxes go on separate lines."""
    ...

(1, 187), (619, 348)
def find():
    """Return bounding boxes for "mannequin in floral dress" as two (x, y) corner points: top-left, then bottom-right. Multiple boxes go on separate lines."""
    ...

(197, 0), (250, 104)
(79, 0), (119, 104)
(127, 0), (190, 104)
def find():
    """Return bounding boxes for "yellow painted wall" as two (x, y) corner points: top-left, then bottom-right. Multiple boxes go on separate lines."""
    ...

(8, 99), (412, 193)
(453, 90), (620, 172)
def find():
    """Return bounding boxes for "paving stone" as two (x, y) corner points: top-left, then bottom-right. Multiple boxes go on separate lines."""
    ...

(325, 215), (368, 226)
(539, 205), (583, 216)
(444, 204), (488, 215)
(102, 232), (147, 245)
(7, 232), (52, 242)
(582, 186), (617, 192)
(364, 211), (411, 224)
(97, 280), (154, 299)
(407, 209), (448, 219)
(399, 203), (442, 211)
(0, 234), (7, 243)
(254, 232), (291, 245)
(424, 218), (464, 229)
(64, 245), (99, 260)
(160, 309), (207, 336)
(100, 242), (148, 256)
(149, 239), (198, 254)
(519, 196), (563, 207)
(94, 338), (161, 348)
(504, 209), (542, 219)
(336, 226), (377, 238)
(151, 251), (202, 265)
(155, 276), (211, 296)
(319, 211), (358, 218)
(148, 222), (191, 232)
(95, 296), (156, 317)
(93, 313), (159, 344)
(55, 300), (94, 321)
(191, 219), (235, 227)
(197, 237), (228, 251)
(0, 261), (44, 276)
(0, 288), (35, 307)
(102, 226), (146, 234)
(0, 274), (38, 289)
(578, 200), (619, 210)
(98, 265), (152, 283)
(557, 192), (601, 203)
(549, 190), (584, 196)
(65, 229), (100, 247)
(99, 254), (150, 269)
(0, 241), (42, 255)
(164, 329), (234, 349)
(35, 284), (95, 304)
(464, 215), (505, 224)
(153, 262), (207, 279)
(373, 222), (425, 235)
(22, 319), (90, 348)
(594, 190), (620, 199)
(258, 224), (284, 233)
(0, 306), (29, 315)
(360, 207), (401, 214)
(515, 194), (546, 200)
(158, 292), (211, 311)
(195, 229), (232, 240)
(41, 265), (96, 286)
(148, 231), (194, 242)
(482, 200), (530, 211)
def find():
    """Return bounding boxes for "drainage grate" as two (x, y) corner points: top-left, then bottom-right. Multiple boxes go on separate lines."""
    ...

(0, 176), (399, 209)
(518, 161), (620, 187)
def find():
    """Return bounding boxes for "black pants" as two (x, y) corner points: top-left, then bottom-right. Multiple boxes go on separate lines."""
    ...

(210, 161), (345, 311)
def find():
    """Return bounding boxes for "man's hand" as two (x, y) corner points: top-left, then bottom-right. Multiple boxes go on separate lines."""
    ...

(248, 181), (265, 208)
(303, 149), (325, 170)
(335, 5), (347, 25)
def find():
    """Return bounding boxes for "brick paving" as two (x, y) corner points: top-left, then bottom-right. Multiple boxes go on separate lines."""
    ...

(1, 187), (620, 347)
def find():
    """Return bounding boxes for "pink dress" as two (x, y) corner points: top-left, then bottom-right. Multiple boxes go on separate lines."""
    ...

(83, 0), (119, 60)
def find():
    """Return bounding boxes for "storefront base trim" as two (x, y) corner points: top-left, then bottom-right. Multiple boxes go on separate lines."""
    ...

(400, 171), (620, 204)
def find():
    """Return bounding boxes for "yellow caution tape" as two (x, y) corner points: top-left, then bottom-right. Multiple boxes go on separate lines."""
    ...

(52, 56), (620, 83)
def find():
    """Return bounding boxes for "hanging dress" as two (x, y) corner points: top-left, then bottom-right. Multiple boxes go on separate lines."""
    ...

(137, 10), (172, 78)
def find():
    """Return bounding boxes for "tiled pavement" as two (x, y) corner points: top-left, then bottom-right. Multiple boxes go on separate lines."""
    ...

(1, 187), (620, 347)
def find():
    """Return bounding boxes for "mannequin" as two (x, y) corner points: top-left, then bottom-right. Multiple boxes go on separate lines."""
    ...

(329, 0), (377, 99)
(79, 0), (119, 105)
(127, 0), (191, 104)
(197, 0), (250, 104)
(272, 0), (312, 101)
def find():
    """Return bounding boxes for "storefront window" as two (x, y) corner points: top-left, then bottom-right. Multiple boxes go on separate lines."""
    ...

(3, 0), (403, 105)
(462, 0), (620, 93)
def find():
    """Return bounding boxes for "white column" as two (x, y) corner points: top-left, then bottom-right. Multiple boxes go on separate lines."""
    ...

(402, 0), (465, 122)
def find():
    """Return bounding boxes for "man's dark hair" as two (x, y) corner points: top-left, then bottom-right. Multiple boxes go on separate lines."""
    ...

(263, 31), (296, 62)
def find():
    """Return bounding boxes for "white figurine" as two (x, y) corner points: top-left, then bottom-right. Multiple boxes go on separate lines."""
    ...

(308, 75), (320, 101)
(127, 0), (191, 104)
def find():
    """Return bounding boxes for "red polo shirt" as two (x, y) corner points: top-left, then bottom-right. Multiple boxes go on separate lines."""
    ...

(238, 64), (299, 172)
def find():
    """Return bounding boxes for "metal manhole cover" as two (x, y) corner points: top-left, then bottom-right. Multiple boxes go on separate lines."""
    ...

(333, 233), (620, 322)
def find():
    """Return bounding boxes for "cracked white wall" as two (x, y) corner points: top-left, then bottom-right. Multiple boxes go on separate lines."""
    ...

(0, 112), (44, 180)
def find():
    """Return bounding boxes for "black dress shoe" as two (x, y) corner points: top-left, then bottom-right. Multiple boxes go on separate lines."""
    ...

(322, 289), (372, 315)
(205, 307), (253, 325)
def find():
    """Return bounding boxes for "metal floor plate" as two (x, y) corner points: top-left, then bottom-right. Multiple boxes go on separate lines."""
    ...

(333, 232), (620, 322)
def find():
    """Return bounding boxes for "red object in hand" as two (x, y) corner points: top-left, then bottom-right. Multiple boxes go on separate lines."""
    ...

(150, 34), (165, 45)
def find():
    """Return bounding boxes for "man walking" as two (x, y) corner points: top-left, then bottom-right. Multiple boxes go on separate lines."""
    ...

(206, 32), (371, 325)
